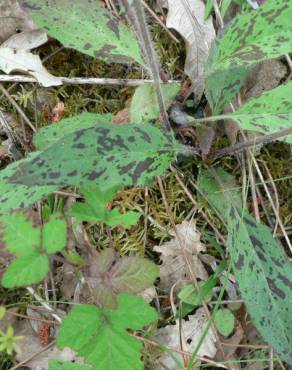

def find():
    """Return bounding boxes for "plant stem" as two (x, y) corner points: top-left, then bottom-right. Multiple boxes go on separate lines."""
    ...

(120, 0), (171, 130)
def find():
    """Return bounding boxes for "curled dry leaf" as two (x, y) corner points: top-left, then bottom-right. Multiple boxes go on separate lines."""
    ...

(0, 0), (37, 43)
(155, 307), (217, 369)
(166, 0), (216, 103)
(0, 29), (62, 87)
(154, 221), (208, 292)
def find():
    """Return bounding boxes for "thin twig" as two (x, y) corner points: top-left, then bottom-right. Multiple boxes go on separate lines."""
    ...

(135, 335), (229, 369)
(210, 127), (292, 159)
(269, 347), (274, 370)
(0, 84), (36, 132)
(141, 0), (180, 43)
(121, 0), (171, 129)
(26, 287), (62, 323)
(261, 161), (280, 236)
(248, 155), (260, 221)
(9, 340), (56, 370)
(170, 165), (226, 244)
(212, 0), (224, 29)
(0, 74), (178, 86)
(5, 310), (58, 325)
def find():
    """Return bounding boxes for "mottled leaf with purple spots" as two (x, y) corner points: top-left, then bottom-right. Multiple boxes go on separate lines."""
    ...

(227, 209), (292, 364)
(19, 0), (143, 65)
(0, 153), (57, 215)
(225, 82), (292, 143)
(34, 113), (113, 150)
(9, 123), (183, 189)
(198, 168), (292, 364)
(198, 82), (292, 143)
(207, 0), (292, 72)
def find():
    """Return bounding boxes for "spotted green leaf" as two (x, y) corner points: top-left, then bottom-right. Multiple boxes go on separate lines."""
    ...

(208, 0), (292, 71)
(197, 167), (242, 219)
(224, 81), (292, 142)
(34, 113), (113, 150)
(214, 309), (235, 337)
(57, 294), (158, 370)
(227, 208), (292, 364)
(20, 0), (143, 65)
(197, 82), (292, 142)
(0, 153), (56, 215)
(69, 187), (140, 227)
(130, 83), (180, 124)
(205, 65), (249, 114)
(1, 212), (67, 288)
(197, 167), (292, 364)
(49, 360), (91, 370)
(9, 123), (183, 189)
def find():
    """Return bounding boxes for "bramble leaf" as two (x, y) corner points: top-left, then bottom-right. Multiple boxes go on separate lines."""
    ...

(34, 113), (113, 150)
(207, 0), (292, 71)
(85, 248), (159, 308)
(69, 187), (140, 227)
(57, 294), (158, 370)
(42, 213), (67, 254)
(130, 83), (180, 124)
(1, 212), (67, 288)
(9, 123), (183, 189)
(2, 251), (49, 288)
(19, 0), (143, 65)
(1, 212), (40, 255)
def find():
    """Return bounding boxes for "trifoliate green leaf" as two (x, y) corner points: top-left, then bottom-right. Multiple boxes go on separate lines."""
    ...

(1, 211), (67, 288)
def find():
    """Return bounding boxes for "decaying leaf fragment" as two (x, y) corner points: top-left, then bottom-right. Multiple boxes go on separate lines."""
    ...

(0, 29), (62, 87)
(166, 0), (216, 102)
(0, 0), (36, 44)
(154, 221), (208, 291)
(155, 307), (217, 369)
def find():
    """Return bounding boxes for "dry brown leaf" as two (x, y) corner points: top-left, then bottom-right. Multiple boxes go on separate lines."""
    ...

(0, 0), (36, 43)
(166, 0), (215, 103)
(112, 107), (131, 125)
(46, 101), (65, 124)
(0, 30), (62, 87)
(154, 307), (217, 369)
(241, 60), (287, 102)
(154, 221), (208, 291)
